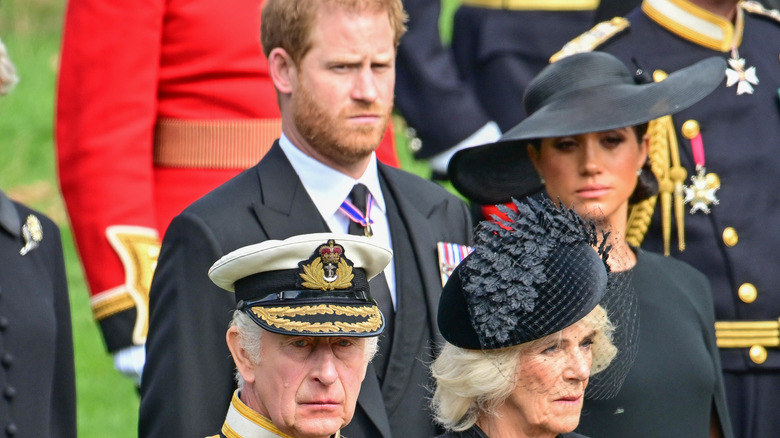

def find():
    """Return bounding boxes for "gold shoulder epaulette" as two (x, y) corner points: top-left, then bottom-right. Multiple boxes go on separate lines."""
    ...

(550, 17), (630, 63)
(741, 0), (780, 22)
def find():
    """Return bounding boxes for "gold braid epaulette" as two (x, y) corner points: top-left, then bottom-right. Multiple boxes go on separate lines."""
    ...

(741, 1), (780, 22)
(626, 196), (657, 248)
(550, 17), (629, 62)
(625, 71), (688, 254)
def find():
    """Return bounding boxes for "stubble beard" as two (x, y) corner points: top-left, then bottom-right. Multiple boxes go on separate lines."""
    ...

(292, 82), (390, 166)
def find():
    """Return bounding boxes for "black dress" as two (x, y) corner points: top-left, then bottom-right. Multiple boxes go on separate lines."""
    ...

(576, 249), (730, 437)
(0, 191), (76, 437)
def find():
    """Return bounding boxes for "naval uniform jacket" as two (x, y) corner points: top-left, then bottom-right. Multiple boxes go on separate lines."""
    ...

(0, 191), (76, 437)
(139, 143), (473, 438)
(557, 1), (780, 436)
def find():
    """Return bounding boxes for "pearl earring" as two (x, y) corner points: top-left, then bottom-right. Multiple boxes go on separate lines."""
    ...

(540, 176), (546, 185)
(637, 169), (643, 177)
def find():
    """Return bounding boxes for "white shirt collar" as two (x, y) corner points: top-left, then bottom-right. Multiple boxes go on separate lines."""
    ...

(278, 133), (386, 221)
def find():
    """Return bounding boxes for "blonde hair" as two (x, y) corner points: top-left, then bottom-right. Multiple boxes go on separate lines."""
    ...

(431, 305), (616, 432)
(261, 0), (408, 65)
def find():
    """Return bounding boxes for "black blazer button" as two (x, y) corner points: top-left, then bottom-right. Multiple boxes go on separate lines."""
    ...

(1, 353), (12, 369)
(4, 423), (16, 437)
(3, 386), (16, 401)
(0, 317), (8, 332)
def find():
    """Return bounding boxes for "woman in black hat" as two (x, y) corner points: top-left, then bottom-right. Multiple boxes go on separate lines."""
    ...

(431, 199), (637, 438)
(448, 52), (731, 437)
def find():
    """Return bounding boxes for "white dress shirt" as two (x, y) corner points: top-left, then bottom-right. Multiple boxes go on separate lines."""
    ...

(278, 134), (397, 307)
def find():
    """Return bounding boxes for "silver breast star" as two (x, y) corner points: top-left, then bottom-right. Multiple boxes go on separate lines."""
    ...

(683, 167), (720, 214)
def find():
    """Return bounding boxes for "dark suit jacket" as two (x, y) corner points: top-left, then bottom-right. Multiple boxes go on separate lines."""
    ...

(139, 143), (473, 437)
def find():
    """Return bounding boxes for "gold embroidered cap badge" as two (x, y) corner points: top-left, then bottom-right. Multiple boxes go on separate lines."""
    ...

(299, 239), (354, 290)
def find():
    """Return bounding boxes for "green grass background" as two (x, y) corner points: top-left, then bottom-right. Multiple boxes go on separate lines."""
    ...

(0, 0), (461, 436)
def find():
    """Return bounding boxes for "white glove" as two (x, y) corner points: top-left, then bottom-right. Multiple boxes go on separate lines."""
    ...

(428, 122), (502, 175)
(113, 344), (146, 386)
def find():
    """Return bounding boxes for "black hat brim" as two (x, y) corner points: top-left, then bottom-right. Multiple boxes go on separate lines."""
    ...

(449, 56), (726, 205)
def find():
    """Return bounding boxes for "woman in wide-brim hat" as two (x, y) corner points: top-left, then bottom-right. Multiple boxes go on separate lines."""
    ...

(448, 52), (732, 438)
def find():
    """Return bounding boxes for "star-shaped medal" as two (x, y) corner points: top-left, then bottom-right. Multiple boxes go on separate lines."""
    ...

(725, 57), (758, 95)
(683, 167), (720, 214)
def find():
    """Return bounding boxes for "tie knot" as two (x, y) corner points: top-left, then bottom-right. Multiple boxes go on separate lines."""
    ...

(349, 183), (370, 212)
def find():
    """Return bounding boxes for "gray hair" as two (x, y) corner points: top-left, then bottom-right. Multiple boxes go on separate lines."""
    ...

(430, 305), (616, 432)
(230, 310), (380, 390)
(0, 37), (18, 96)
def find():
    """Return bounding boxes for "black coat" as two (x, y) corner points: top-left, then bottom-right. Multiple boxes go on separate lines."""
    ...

(577, 250), (731, 437)
(0, 191), (76, 437)
(139, 143), (473, 438)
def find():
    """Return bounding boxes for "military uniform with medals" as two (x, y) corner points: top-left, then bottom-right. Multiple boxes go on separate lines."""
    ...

(553, 1), (780, 436)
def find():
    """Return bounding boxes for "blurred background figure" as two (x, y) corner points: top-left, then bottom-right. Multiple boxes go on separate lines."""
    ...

(432, 199), (637, 438)
(0, 36), (76, 438)
(450, 52), (731, 438)
(548, 1), (780, 436)
(55, 0), (401, 385)
(395, 0), (599, 179)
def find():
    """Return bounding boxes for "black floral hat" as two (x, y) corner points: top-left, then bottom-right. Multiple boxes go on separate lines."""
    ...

(437, 198), (638, 399)
(209, 233), (392, 337)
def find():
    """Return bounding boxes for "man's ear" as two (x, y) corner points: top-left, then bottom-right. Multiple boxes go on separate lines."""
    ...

(268, 47), (296, 95)
(226, 327), (257, 384)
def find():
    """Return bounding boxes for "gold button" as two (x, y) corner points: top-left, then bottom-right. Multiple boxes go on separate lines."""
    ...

(749, 345), (767, 364)
(653, 70), (668, 82)
(738, 283), (757, 303)
(722, 227), (738, 247)
(681, 120), (700, 139)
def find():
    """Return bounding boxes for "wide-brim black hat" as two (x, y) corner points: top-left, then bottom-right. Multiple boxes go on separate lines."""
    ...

(448, 52), (726, 205)
(209, 233), (392, 337)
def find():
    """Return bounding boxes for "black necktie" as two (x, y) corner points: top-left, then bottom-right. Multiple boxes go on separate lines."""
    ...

(347, 184), (394, 379)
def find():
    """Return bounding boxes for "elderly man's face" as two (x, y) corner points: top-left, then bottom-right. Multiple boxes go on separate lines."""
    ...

(287, 5), (396, 172)
(249, 333), (370, 438)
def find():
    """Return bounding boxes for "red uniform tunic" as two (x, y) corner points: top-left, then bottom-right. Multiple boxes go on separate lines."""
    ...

(56, 0), (398, 353)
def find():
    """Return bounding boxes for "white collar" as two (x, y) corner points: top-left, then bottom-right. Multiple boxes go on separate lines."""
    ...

(278, 133), (385, 221)
(642, 0), (744, 51)
(220, 391), (341, 438)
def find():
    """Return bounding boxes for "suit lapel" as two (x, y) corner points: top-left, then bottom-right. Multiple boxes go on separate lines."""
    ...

(379, 165), (448, 341)
(251, 143), (330, 238)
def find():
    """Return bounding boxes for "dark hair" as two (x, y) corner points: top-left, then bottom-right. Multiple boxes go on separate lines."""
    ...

(528, 123), (658, 203)
(628, 123), (658, 203)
